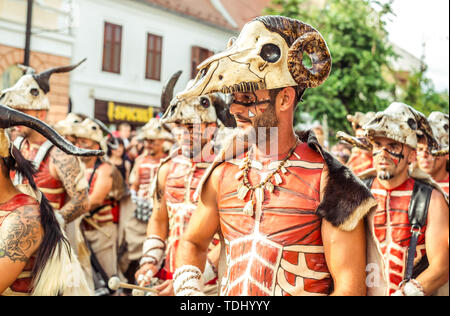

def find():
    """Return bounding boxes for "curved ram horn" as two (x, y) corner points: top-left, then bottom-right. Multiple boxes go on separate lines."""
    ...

(33, 58), (87, 94)
(407, 106), (440, 152)
(336, 131), (372, 151)
(0, 103), (103, 157)
(161, 70), (182, 113)
(255, 16), (332, 88)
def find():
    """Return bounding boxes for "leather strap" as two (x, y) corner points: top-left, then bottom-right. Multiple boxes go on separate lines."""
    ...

(404, 180), (433, 281)
(12, 137), (54, 185)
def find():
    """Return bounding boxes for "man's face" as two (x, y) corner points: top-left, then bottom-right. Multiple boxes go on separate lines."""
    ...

(15, 109), (47, 138)
(173, 122), (216, 159)
(119, 124), (131, 140)
(229, 89), (278, 144)
(372, 136), (415, 181)
(144, 139), (164, 156)
(417, 138), (448, 175)
(76, 137), (100, 162)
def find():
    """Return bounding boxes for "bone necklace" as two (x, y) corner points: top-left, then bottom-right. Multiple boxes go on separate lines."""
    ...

(236, 137), (299, 217)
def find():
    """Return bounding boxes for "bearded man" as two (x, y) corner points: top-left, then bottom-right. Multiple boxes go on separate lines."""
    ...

(172, 15), (378, 296)
(361, 102), (449, 296)
(74, 118), (125, 280)
(416, 112), (449, 195)
(120, 118), (173, 285)
(0, 61), (90, 224)
(134, 90), (233, 296)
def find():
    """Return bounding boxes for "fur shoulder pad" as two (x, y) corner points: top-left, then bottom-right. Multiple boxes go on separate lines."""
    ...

(299, 130), (378, 231)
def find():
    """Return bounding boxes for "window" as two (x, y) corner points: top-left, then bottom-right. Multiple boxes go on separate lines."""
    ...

(146, 33), (163, 81)
(191, 46), (214, 79)
(102, 22), (122, 74)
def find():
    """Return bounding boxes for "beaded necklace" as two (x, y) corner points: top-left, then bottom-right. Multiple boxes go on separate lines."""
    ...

(235, 138), (299, 216)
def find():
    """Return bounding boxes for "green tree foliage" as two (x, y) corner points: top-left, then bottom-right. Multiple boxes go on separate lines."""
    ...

(265, 0), (397, 134)
(401, 68), (449, 116)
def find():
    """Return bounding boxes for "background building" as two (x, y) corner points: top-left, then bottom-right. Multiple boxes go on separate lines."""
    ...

(0, 0), (75, 122)
(0, 0), (429, 128)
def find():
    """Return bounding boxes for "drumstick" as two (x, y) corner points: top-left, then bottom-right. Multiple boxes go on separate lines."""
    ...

(108, 276), (158, 294)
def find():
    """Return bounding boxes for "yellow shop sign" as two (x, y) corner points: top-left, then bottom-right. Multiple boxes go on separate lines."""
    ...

(107, 101), (154, 124)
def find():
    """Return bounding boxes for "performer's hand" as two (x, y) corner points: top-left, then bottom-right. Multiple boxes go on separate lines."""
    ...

(135, 263), (158, 286)
(155, 280), (174, 296)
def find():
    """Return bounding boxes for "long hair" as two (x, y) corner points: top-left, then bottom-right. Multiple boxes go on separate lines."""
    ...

(4, 147), (70, 285)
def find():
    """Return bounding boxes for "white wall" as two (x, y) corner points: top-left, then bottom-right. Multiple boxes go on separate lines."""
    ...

(0, 0), (74, 58)
(70, 0), (236, 119)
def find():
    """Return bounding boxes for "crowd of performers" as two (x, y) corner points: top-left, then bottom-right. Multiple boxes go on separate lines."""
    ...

(0, 15), (448, 296)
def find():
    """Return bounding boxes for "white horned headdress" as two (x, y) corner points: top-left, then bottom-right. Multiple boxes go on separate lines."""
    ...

(72, 117), (117, 153)
(363, 102), (439, 152)
(53, 112), (87, 138)
(176, 15), (331, 100)
(347, 111), (376, 131)
(427, 111), (449, 156)
(160, 71), (236, 127)
(137, 118), (174, 141)
(0, 59), (86, 111)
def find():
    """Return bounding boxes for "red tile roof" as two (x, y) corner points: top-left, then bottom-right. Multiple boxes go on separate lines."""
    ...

(220, 0), (273, 29)
(138, 0), (238, 31)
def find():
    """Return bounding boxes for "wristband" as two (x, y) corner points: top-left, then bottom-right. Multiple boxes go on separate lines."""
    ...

(173, 265), (205, 296)
(392, 279), (425, 296)
(139, 235), (166, 269)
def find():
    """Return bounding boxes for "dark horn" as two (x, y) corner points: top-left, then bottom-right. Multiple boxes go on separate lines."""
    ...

(33, 58), (87, 94)
(0, 103), (103, 157)
(93, 118), (119, 149)
(161, 70), (182, 113)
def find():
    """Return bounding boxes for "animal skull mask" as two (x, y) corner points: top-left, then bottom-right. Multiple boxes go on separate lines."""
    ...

(363, 102), (439, 151)
(53, 113), (86, 137)
(138, 118), (174, 140)
(347, 111), (376, 131)
(428, 111), (449, 155)
(0, 59), (86, 111)
(73, 118), (107, 151)
(161, 92), (236, 127)
(176, 15), (331, 100)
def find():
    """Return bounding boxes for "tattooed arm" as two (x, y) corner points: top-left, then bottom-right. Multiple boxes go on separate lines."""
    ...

(50, 148), (89, 223)
(0, 205), (44, 294)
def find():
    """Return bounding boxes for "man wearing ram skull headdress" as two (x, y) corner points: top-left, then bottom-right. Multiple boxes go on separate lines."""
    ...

(416, 112), (449, 196)
(134, 72), (234, 296)
(173, 15), (378, 296)
(360, 102), (449, 296)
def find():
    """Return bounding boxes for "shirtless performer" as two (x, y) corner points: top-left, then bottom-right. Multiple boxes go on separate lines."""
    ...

(361, 103), (449, 296)
(0, 103), (102, 295)
(122, 118), (172, 284)
(172, 15), (377, 296)
(134, 88), (234, 296)
(75, 117), (125, 280)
